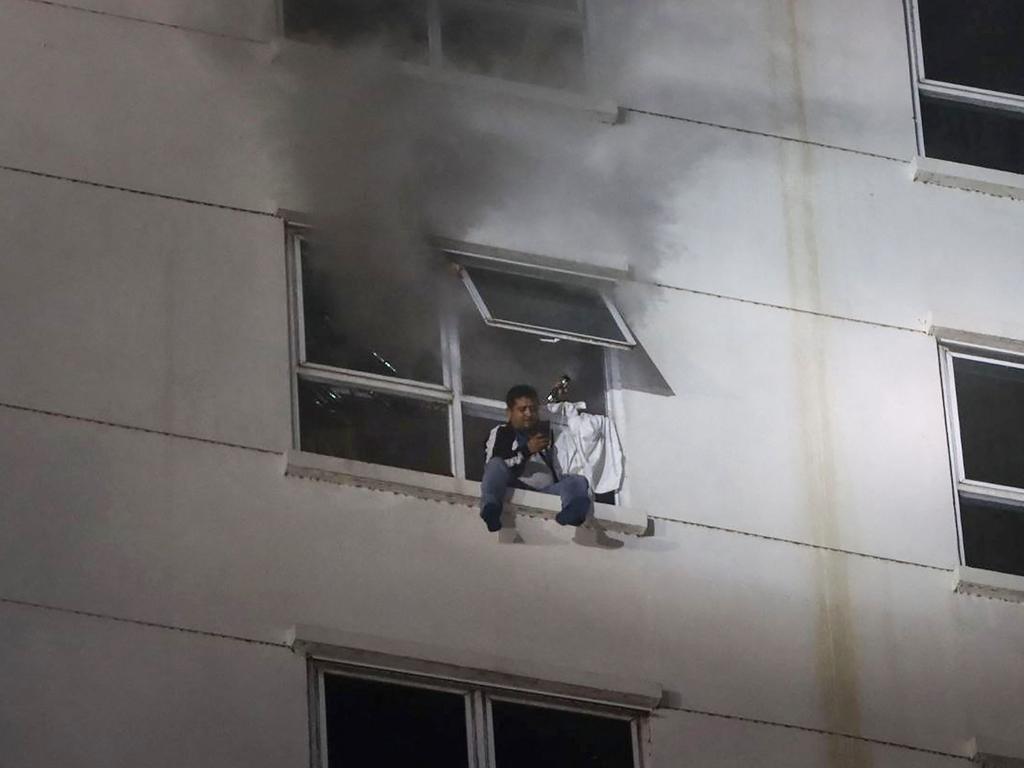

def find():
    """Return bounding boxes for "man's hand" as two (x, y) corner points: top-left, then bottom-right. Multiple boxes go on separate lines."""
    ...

(527, 432), (550, 454)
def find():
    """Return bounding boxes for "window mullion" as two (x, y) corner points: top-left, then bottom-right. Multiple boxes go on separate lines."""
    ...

(443, 310), (467, 479)
(297, 363), (453, 403)
(919, 79), (1024, 115)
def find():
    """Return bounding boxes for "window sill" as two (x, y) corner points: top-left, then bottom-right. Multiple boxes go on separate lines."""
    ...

(953, 566), (1024, 604)
(911, 156), (1024, 202)
(283, 450), (649, 535)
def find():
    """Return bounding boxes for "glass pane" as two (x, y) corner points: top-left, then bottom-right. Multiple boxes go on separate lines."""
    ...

(953, 357), (1024, 489)
(960, 495), (1024, 578)
(441, 4), (585, 91)
(324, 674), (469, 768)
(465, 268), (627, 344)
(492, 699), (634, 768)
(921, 95), (1024, 176)
(298, 378), (452, 475)
(283, 0), (429, 62)
(301, 241), (443, 383)
(463, 413), (503, 481)
(918, 0), (1024, 96)
(459, 302), (607, 412)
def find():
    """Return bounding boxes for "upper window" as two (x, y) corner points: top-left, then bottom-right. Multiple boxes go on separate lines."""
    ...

(941, 345), (1024, 577)
(912, 0), (1024, 175)
(310, 662), (645, 768)
(289, 231), (630, 483)
(283, 0), (587, 92)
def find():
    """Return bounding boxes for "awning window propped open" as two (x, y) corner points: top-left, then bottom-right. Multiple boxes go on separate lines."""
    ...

(459, 265), (636, 349)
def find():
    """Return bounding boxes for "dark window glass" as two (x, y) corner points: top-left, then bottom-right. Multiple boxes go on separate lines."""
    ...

(465, 267), (627, 345)
(953, 357), (1024, 489)
(298, 379), (452, 475)
(323, 674), (469, 768)
(921, 95), (1024, 176)
(918, 0), (1024, 97)
(458, 302), (607, 412)
(301, 243), (443, 384)
(463, 413), (500, 482)
(492, 699), (634, 768)
(960, 495), (1024, 578)
(283, 0), (429, 62)
(441, 4), (585, 91)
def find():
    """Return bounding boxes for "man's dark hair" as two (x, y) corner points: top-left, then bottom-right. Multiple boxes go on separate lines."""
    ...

(505, 385), (539, 408)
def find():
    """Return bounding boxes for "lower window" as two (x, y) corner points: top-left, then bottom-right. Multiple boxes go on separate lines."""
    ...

(312, 662), (645, 768)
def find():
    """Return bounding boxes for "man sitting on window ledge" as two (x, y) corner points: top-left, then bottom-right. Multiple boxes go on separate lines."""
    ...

(480, 385), (590, 533)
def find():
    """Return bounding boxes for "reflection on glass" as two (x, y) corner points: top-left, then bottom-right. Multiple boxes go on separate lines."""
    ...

(492, 699), (634, 768)
(324, 674), (469, 768)
(960, 495), (1024, 578)
(301, 242), (442, 383)
(283, 0), (429, 62)
(953, 357), (1024, 489)
(298, 379), (451, 476)
(441, 4), (585, 91)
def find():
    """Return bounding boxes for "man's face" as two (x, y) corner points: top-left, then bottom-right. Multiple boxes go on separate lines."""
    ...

(507, 396), (540, 432)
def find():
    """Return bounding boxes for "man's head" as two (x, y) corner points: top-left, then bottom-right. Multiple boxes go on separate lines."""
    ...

(505, 385), (540, 431)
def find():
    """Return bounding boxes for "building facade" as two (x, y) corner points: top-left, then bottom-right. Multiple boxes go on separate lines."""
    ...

(2, 0), (1023, 765)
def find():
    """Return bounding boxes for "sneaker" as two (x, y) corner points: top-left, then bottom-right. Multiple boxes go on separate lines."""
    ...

(480, 502), (502, 532)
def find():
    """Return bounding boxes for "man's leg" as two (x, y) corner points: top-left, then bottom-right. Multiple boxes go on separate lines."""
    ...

(546, 474), (590, 527)
(480, 458), (513, 532)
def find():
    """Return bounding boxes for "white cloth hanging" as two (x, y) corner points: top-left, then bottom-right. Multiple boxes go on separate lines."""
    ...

(546, 401), (624, 495)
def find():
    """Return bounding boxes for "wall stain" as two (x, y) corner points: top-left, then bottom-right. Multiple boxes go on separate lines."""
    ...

(772, 1), (871, 766)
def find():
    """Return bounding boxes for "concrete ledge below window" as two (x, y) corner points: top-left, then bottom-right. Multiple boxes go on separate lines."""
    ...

(912, 156), (1024, 202)
(283, 450), (649, 535)
(953, 566), (1024, 604)
(969, 737), (1024, 767)
(288, 624), (663, 711)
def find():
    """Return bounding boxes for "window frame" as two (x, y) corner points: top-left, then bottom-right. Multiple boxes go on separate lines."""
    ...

(286, 228), (625, 488)
(906, 0), (1024, 164)
(278, 0), (590, 96)
(308, 658), (649, 768)
(939, 343), (1024, 568)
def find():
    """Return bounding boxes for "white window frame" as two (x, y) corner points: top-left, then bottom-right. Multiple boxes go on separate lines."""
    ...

(939, 344), (1024, 566)
(287, 229), (626, 488)
(906, 0), (1024, 161)
(308, 659), (649, 768)
(279, 0), (590, 96)
(459, 265), (637, 349)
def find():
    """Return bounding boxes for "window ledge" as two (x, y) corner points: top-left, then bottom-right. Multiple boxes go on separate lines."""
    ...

(283, 450), (649, 535)
(968, 737), (1024, 767)
(953, 566), (1024, 604)
(912, 156), (1024, 202)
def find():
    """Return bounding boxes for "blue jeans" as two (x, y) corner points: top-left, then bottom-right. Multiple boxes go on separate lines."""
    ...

(480, 457), (590, 529)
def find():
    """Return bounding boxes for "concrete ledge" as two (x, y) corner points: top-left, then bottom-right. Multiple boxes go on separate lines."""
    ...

(969, 737), (1024, 767)
(953, 566), (1024, 604)
(288, 624), (662, 711)
(283, 449), (649, 535)
(912, 156), (1024, 202)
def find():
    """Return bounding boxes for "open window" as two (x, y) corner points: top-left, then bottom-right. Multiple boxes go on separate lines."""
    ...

(281, 0), (587, 93)
(941, 344), (1024, 577)
(910, 0), (1024, 175)
(288, 230), (633, 491)
(310, 661), (647, 768)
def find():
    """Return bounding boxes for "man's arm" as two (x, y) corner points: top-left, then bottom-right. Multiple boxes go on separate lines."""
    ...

(486, 424), (532, 469)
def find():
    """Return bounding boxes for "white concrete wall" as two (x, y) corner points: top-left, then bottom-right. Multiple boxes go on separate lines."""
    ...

(3, 0), (1024, 766)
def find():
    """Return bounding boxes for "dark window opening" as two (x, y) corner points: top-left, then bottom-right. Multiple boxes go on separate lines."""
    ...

(440, 3), (585, 91)
(918, 0), (1024, 97)
(323, 674), (469, 768)
(921, 95), (1024, 176)
(283, 0), (429, 62)
(491, 699), (635, 768)
(953, 356), (1024, 489)
(298, 379), (452, 476)
(960, 495), (1024, 578)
